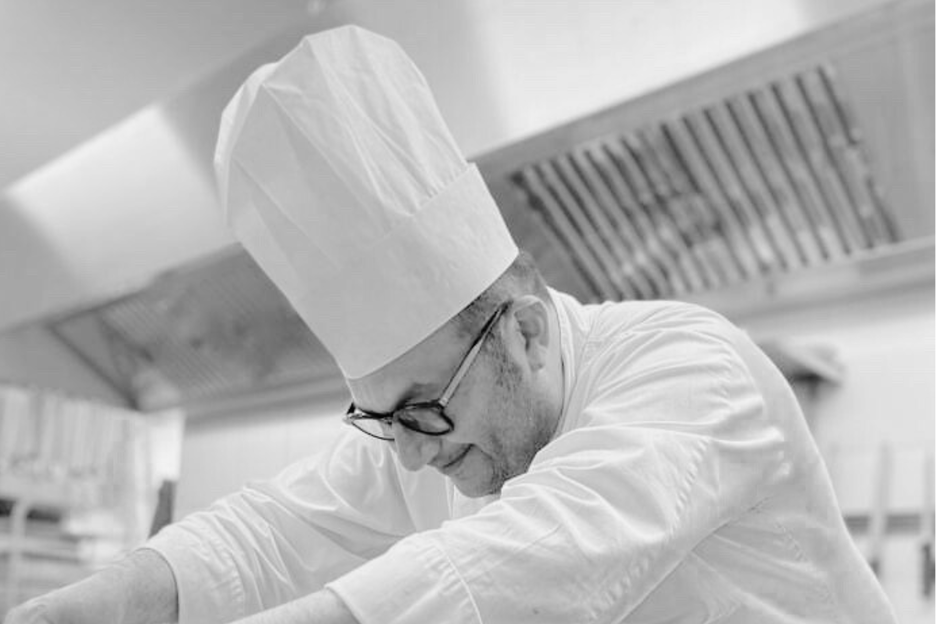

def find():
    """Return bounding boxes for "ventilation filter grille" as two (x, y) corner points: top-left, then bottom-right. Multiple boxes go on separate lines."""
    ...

(511, 65), (899, 300)
(51, 252), (340, 411)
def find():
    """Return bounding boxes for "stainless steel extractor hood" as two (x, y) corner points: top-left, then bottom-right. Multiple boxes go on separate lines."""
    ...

(2, 0), (932, 412)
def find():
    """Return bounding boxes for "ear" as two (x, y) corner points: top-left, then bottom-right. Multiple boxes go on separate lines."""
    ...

(509, 295), (551, 372)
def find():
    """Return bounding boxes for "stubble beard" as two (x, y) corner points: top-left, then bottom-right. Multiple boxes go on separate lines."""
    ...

(484, 341), (554, 495)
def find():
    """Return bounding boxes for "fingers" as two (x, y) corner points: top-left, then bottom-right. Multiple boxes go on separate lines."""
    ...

(3, 598), (55, 624)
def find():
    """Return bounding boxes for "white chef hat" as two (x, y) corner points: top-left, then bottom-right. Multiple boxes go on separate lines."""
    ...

(214, 26), (518, 380)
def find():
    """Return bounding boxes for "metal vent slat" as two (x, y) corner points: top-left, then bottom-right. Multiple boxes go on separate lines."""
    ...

(798, 68), (896, 244)
(584, 144), (677, 297)
(664, 119), (763, 279)
(690, 109), (784, 272)
(726, 93), (825, 265)
(539, 160), (634, 298)
(571, 148), (664, 298)
(539, 162), (630, 299)
(754, 86), (849, 259)
(516, 168), (617, 300)
(776, 80), (868, 251)
(604, 139), (692, 294)
(697, 107), (793, 271)
(631, 131), (719, 288)
(625, 134), (718, 291)
(642, 126), (746, 285)
(552, 154), (643, 300)
(510, 64), (900, 301)
(705, 104), (804, 271)
(775, 81), (865, 251)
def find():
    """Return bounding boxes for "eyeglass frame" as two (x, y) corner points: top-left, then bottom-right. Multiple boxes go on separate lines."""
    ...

(343, 301), (511, 441)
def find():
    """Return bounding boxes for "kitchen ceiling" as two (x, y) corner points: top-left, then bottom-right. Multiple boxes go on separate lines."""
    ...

(1, 0), (905, 193)
(0, 0), (318, 190)
(1, 0), (905, 334)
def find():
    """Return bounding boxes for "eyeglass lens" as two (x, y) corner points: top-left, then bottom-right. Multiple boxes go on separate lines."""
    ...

(351, 405), (452, 440)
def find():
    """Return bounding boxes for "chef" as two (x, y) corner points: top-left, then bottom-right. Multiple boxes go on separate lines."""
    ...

(5, 25), (896, 624)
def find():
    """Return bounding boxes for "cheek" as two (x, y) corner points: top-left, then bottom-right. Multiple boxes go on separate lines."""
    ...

(498, 386), (550, 467)
(471, 400), (525, 466)
(454, 361), (536, 464)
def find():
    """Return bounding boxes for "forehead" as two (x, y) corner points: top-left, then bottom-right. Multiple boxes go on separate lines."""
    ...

(346, 319), (467, 410)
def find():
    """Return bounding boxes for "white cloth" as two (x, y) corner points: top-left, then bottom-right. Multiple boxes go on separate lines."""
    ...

(145, 292), (896, 623)
(214, 26), (518, 379)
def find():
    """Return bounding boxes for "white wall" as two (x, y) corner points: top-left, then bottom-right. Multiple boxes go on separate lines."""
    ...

(0, 106), (232, 333)
(0, 324), (124, 404)
(174, 395), (347, 518)
(741, 285), (934, 507)
(741, 284), (935, 622)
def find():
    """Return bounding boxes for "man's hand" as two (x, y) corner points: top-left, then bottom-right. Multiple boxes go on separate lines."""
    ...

(3, 598), (55, 624)
(2, 549), (178, 624)
(4, 591), (91, 624)
(3, 581), (119, 624)
(230, 589), (358, 624)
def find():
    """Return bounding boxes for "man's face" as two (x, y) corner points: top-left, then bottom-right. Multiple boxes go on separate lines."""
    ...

(347, 305), (558, 497)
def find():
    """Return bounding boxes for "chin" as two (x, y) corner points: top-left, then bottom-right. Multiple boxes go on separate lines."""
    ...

(453, 477), (500, 498)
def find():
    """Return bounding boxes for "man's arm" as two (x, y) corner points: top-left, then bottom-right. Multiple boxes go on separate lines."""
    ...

(140, 433), (447, 622)
(3, 548), (178, 624)
(230, 589), (357, 624)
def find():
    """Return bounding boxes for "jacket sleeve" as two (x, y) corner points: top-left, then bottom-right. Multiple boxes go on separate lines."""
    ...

(143, 428), (449, 623)
(327, 327), (789, 623)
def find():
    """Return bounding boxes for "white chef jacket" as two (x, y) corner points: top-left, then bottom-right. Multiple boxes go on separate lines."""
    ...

(145, 290), (897, 623)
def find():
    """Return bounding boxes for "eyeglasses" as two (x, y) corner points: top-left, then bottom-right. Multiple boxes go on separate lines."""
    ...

(343, 302), (510, 441)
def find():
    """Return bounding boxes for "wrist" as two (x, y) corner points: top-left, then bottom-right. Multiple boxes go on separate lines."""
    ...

(40, 550), (177, 624)
(39, 576), (126, 623)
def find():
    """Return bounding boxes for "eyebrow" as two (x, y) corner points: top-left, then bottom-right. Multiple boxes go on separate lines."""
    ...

(354, 380), (441, 417)
(394, 381), (442, 408)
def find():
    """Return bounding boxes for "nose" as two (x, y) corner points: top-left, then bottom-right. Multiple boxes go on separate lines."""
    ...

(392, 423), (441, 471)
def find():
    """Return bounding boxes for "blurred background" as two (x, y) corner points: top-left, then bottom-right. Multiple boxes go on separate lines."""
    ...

(0, 0), (932, 620)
